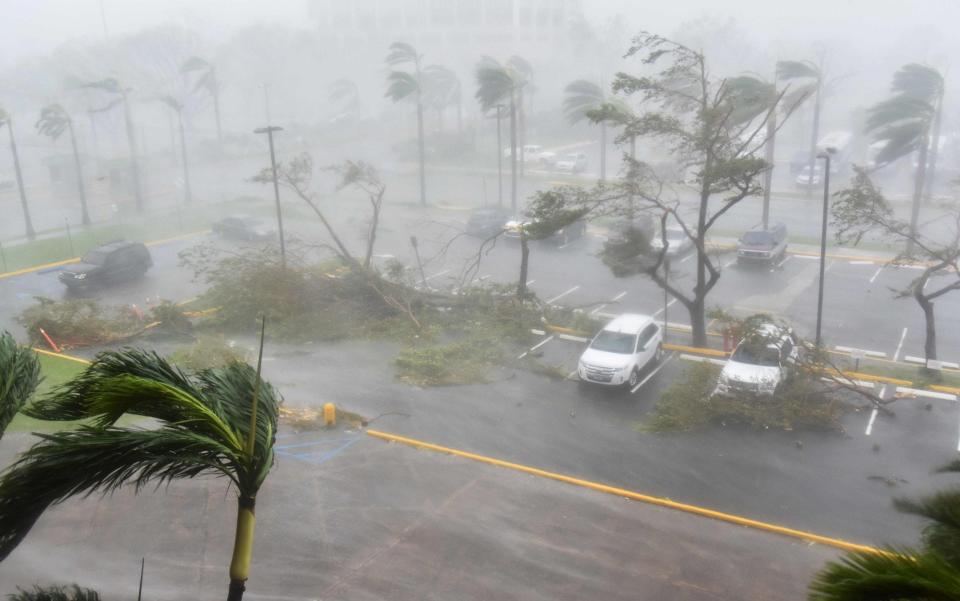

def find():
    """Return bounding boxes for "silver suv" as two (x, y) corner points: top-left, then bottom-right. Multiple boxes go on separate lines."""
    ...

(737, 223), (787, 265)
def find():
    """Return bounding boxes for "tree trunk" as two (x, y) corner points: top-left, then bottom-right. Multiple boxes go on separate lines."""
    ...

(416, 97), (426, 206)
(212, 79), (223, 144)
(518, 230), (529, 300)
(600, 121), (607, 182)
(691, 157), (713, 348)
(363, 191), (383, 269)
(122, 95), (145, 212)
(227, 495), (256, 601)
(456, 98), (462, 134)
(510, 93), (517, 213)
(437, 107), (444, 134)
(762, 112), (776, 230)
(7, 118), (35, 240)
(806, 81), (822, 199)
(67, 120), (91, 225)
(177, 110), (192, 204)
(689, 296), (706, 348)
(518, 88), (525, 178)
(917, 293), (937, 364)
(496, 107), (503, 208)
(907, 131), (929, 255)
(924, 93), (943, 203)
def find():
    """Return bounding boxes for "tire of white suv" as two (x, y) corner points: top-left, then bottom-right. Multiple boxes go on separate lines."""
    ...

(627, 367), (639, 388)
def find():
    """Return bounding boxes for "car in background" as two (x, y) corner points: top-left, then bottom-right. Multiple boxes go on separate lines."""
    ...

(714, 322), (800, 397)
(578, 313), (664, 388)
(465, 207), (511, 238)
(212, 215), (276, 242)
(537, 151), (558, 168)
(651, 225), (694, 258)
(59, 241), (152, 290)
(737, 223), (788, 265)
(503, 217), (587, 246)
(789, 150), (810, 175)
(554, 153), (588, 173)
(795, 164), (823, 187)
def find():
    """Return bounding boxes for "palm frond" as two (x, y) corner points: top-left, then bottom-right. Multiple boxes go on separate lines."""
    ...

(329, 78), (359, 104)
(35, 104), (70, 140)
(563, 79), (604, 124)
(0, 426), (239, 561)
(384, 71), (419, 102)
(809, 548), (960, 600)
(585, 98), (635, 126)
(866, 95), (933, 132)
(776, 60), (820, 82)
(892, 63), (944, 102)
(475, 61), (516, 111)
(507, 55), (533, 83)
(385, 42), (419, 67)
(894, 490), (960, 568)
(937, 459), (960, 474)
(724, 75), (776, 125)
(423, 65), (460, 108)
(0, 331), (40, 439)
(9, 584), (101, 601)
(157, 95), (182, 112)
(180, 56), (211, 74)
(79, 78), (122, 95)
(195, 361), (280, 460)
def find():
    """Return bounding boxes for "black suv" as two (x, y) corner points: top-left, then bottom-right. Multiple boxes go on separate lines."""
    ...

(59, 241), (153, 289)
(737, 223), (788, 265)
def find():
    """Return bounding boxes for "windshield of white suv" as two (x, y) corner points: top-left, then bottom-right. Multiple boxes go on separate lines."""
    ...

(742, 231), (775, 245)
(590, 331), (636, 354)
(731, 343), (780, 366)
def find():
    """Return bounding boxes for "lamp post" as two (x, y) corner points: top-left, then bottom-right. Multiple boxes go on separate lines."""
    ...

(254, 126), (286, 269)
(814, 147), (835, 349)
(495, 104), (504, 208)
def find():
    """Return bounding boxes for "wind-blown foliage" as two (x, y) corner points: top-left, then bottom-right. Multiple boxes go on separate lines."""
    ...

(0, 331), (40, 439)
(385, 41), (427, 205)
(475, 56), (523, 210)
(35, 104), (91, 224)
(181, 55), (222, 142)
(8, 585), (101, 601)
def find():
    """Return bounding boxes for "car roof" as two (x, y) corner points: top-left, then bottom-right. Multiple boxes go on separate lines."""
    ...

(90, 240), (140, 253)
(602, 313), (654, 335)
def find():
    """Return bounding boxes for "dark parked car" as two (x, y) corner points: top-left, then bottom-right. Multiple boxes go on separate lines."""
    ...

(465, 207), (511, 238)
(503, 217), (588, 246)
(59, 241), (153, 289)
(737, 222), (788, 265)
(211, 215), (276, 241)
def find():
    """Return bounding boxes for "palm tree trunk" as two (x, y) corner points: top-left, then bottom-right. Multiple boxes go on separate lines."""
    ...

(212, 76), (223, 144)
(691, 154), (713, 348)
(907, 132), (929, 255)
(924, 93), (943, 203)
(7, 119), (35, 240)
(510, 92), (517, 213)
(518, 230), (529, 300)
(122, 95), (145, 212)
(227, 495), (256, 601)
(67, 120), (91, 226)
(496, 106), (503, 208)
(177, 110), (192, 204)
(762, 113), (776, 230)
(518, 89), (525, 178)
(600, 121), (607, 181)
(456, 98), (462, 134)
(416, 98), (426, 206)
(806, 81), (822, 199)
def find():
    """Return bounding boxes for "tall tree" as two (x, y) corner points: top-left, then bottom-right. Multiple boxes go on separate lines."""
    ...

(385, 42), (427, 206)
(36, 104), (92, 225)
(81, 78), (145, 212)
(0, 346), (281, 601)
(157, 95), (193, 205)
(507, 56), (533, 176)
(776, 60), (823, 199)
(423, 65), (461, 133)
(475, 57), (523, 212)
(0, 331), (40, 440)
(181, 56), (222, 143)
(865, 64), (944, 254)
(563, 80), (610, 181)
(0, 107), (36, 239)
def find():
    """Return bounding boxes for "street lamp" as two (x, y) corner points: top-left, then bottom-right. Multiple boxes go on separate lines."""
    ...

(254, 125), (286, 269)
(814, 146), (836, 349)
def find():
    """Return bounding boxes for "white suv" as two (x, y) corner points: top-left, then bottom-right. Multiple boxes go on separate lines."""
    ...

(714, 323), (801, 396)
(578, 314), (664, 388)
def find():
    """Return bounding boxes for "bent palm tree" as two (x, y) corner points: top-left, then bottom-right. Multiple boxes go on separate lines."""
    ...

(776, 60), (823, 198)
(423, 65), (460, 133)
(37, 104), (91, 225)
(810, 460), (960, 599)
(9, 585), (100, 601)
(157, 95), (192, 205)
(329, 78), (360, 114)
(563, 79), (611, 181)
(385, 42), (427, 205)
(0, 107), (36, 239)
(81, 78), (144, 211)
(894, 63), (946, 202)
(181, 56), (222, 143)
(0, 345), (280, 601)
(476, 57), (522, 212)
(507, 56), (533, 175)
(0, 331), (40, 439)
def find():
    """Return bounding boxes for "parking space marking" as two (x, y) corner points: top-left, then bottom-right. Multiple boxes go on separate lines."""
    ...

(589, 291), (627, 315)
(631, 352), (676, 393)
(869, 264), (885, 283)
(680, 253), (694, 263)
(894, 328), (908, 362)
(276, 435), (363, 465)
(653, 298), (678, 317)
(865, 408), (879, 436)
(567, 367), (579, 380)
(546, 285), (580, 304)
(558, 333), (589, 343)
(366, 429), (882, 555)
(423, 269), (450, 281)
(679, 353), (727, 366)
(849, 260), (875, 265)
(518, 335), (554, 359)
(835, 346), (887, 359)
(895, 386), (958, 402)
(722, 258), (736, 268)
(770, 255), (792, 272)
(825, 260), (835, 272)
(793, 255), (819, 260)
(525, 278), (534, 285)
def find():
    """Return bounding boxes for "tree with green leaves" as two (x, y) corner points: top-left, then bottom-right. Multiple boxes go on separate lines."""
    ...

(809, 459), (960, 599)
(181, 56), (222, 143)
(0, 107), (36, 239)
(475, 57), (524, 212)
(832, 167), (959, 367)
(157, 95), (192, 205)
(80, 78), (144, 212)
(36, 104), (91, 226)
(776, 60), (824, 199)
(515, 189), (590, 300)
(564, 79), (613, 181)
(0, 331), (40, 440)
(866, 63), (944, 254)
(385, 42), (427, 206)
(0, 342), (280, 601)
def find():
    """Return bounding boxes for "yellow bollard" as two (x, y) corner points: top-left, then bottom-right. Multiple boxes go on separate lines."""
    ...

(323, 403), (336, 428)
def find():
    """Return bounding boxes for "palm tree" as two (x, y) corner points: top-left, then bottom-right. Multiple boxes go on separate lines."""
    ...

(810, 460), (960, 599)
(776, 60), (823, 199)
(563, 79), (611, 181)
(181, 56), (222, 143)
(866, 64), (944, 254)
(385, 42), (427, 206)
(81, 78), (145, 212)
(0, 342), (281, 601)
(8, 585), (100, 600)
(507, 56), (533, 176)
(0, 107), (36, 239)
(329, 78), (360, 115)
(476, 57), (522, 212)
(0, 330), (40, 440)
(423, 65), (461, 133)
(36, 104), (91, 225)
(157, 95), (193, 205)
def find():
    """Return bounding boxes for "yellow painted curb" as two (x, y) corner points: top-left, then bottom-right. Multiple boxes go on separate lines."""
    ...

(545, 323), (589, 337)
(664, 342), (729, 358)
(830, 370), (912, 387)
(930, 384), (960, 395)
(31, 347), (91, 364)
(365, 429), (881, 555)
(142, 229), (211, 247)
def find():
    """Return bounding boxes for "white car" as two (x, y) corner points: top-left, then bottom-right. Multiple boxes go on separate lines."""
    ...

(554, 153), (588, 173)
(503, 144), (547, 163)
(714, 323), (800, 396)
(651, 225), (693, 257)
(578, 314), (664, 388)
(795, 164), (823, 187)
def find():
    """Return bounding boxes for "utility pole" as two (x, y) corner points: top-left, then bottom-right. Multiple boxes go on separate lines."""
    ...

(254, 126), (286, 268)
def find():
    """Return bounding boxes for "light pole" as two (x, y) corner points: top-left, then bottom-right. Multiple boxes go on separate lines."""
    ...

(814, 147), (835, 349)
(495, 104), (504, 208)
(254, 126), (286, 269)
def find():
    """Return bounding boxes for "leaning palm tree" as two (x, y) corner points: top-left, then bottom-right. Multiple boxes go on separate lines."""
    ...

(866, 64), (944, 254)
(0, 330), (40, 440)
(776, 60), (823, 198)
(329, 77), (361, 114)
(181, 56), (222, 143)
(809, 460), (960, 599)
(8, 585), (101, 601)
(887, 63), (945, 201)
(0, 341), (280, 601)
(475, 57), (522, 212)
(563, 79), (612, 181)
(0, 107), (36, 239)
(507, 56), (533, 176)
(423, 65), (461, 133)
(36, 104), (91, 225)
(157, 95), (193, 205)
(385, 42), (427, 206)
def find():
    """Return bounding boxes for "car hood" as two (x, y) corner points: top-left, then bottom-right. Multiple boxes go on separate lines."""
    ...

(720, 360), (781, 385)
(579, 347), (632, 369)
(61, 263), (99, 276)
(739, 242), (774, 251)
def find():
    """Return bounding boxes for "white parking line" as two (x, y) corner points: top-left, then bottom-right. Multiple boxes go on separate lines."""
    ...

(849, 260), (875, 265)
(517, 335), (554, 359)
(558, 333), (589, 343)
(423, 269), (450, 281)
(865, 408), (879, 435)
(825, 261), (835, 272)
(524, 278), (533, 285)
(835, 346), (887, 359)
(793, 255), (819, 260)
(589, 291), (627, 316)
(612, 291), (628, 301)
(567, 367), (579, 380)
(722, 258), (736, 268)
(631, 352), (677, 393)
(546, 285), (580, 304)
(869, 264), (885, 283)
(771, 255), (792, 272)
(653, 298), (678, 317)
(681, 253), (694, 263)
(894, 328), (908, 362)
(895, 386), (958, 402)
(679, 353), (726, 366)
